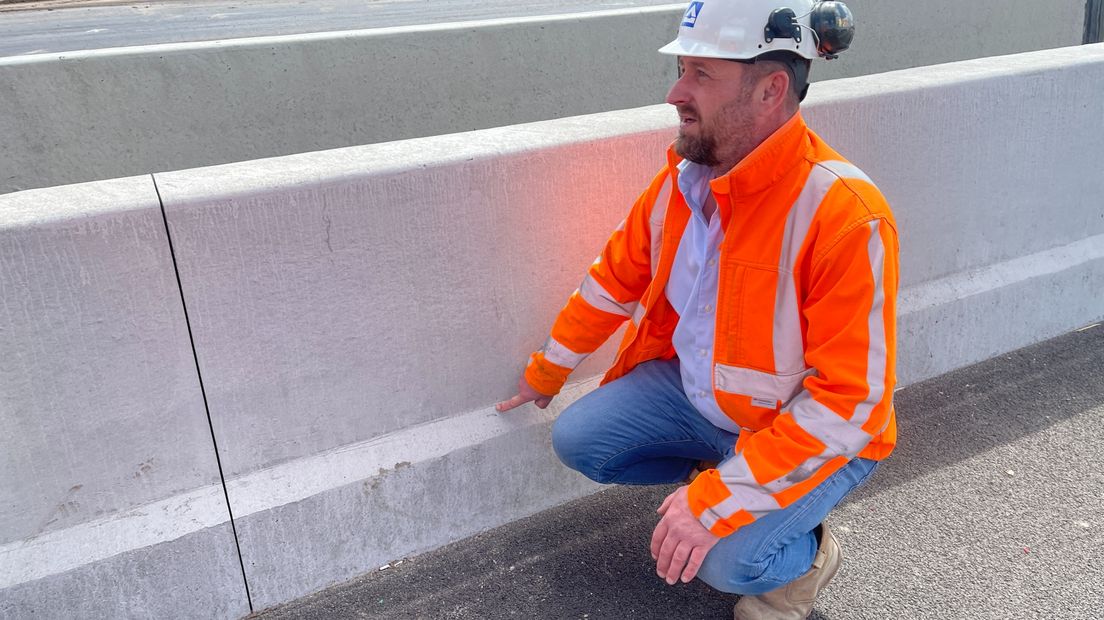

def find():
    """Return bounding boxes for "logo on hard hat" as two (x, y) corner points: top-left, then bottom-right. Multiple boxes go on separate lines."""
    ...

(682, 2), (704, 28)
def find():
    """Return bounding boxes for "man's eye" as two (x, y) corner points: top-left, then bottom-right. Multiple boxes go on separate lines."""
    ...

(697, 69), (709, 79)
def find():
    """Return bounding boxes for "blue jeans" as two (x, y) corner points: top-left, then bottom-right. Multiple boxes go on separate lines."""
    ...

(551, 358), (878, 595)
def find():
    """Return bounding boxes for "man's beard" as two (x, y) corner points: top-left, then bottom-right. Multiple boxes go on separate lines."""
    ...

(674, 129), (720, 168)
(673, 98), (756, 171)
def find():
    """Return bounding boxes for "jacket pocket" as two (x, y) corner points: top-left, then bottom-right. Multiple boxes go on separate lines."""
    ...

(717, 262), (790, 371)
(714, 365), (815, 431)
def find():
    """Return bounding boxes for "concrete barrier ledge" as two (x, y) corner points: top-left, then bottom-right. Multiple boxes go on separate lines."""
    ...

(230, 377), (604, 608)
(898, 235), (1104, 383)
(226, 376), (602, 520)
(0, 521), (247, 618)
(0, 378), (603, 613)
(0, 484), (226, 589)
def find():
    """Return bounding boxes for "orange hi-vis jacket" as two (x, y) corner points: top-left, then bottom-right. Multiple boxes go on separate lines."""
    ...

(525, 113), (899, 537)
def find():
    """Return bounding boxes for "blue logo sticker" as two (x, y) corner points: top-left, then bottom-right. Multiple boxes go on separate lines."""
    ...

(682, 2), (704, 28)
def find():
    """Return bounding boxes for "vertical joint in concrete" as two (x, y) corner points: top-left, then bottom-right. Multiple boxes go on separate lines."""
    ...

(1087, 0), (1104, 43)
(150, 174), (254, 613)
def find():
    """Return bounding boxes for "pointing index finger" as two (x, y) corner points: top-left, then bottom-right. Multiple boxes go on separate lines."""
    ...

(495, 394), (528, 412)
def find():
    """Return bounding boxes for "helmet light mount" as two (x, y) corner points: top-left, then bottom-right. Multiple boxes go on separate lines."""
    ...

(765, 8), (802, 45)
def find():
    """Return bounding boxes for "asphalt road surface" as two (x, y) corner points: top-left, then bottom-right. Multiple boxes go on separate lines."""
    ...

(0, 0), (681, 57)
(254, 323), (1104, 619)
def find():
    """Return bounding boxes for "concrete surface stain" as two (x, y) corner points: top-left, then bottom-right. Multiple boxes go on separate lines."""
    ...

(132, 458), (154, 479)
(321, 208), (334, 254)
(36, 484), (84, 534)
(364, 462), (413, 493)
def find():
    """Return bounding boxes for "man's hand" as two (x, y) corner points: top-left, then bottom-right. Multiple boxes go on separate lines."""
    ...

(650, 485), (720, 585)
(495, 376), (554, 412)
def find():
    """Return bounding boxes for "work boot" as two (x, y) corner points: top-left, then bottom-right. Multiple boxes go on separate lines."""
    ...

(686, 460), (719, 483)
(732, 523), (841, 620)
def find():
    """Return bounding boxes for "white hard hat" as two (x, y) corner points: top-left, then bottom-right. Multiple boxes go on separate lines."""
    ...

(659, 0), (854, 61)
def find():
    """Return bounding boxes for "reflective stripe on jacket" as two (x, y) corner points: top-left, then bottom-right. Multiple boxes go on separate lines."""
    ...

(525, 113), (899, 536)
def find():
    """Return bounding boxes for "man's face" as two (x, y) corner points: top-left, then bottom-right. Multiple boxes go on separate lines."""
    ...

(666, 56), (760, 170)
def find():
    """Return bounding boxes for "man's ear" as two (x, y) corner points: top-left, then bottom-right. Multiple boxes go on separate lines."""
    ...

(761, 69), (791, 109)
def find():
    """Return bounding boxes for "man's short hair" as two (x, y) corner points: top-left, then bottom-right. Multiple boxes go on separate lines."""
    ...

(734, 51), (812, 104)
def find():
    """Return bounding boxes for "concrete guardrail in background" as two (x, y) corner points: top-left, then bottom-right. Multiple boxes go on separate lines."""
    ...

(2, 44), (1103, 617)
(0, 0), (1091, 195)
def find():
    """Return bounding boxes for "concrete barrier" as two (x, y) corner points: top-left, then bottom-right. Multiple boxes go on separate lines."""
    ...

(153, 112), (678, 606)
(0, 0), (1089, 195)
(0, 178), (248, 618)
(1, 44), (1102, 616)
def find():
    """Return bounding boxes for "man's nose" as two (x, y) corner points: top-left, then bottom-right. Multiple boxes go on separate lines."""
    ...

(666, 75), (689, 106)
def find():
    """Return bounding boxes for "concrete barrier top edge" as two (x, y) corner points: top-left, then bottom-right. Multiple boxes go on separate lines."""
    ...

(0, 3), (686, 65)
(154, 104), (677, 206)
(0, 175), (158, 229)
(808, 43), (1104, 105)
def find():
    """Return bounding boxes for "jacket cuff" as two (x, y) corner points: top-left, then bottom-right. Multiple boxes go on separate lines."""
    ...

(523, 352), (571, 397)
(686, 469), (755, 538)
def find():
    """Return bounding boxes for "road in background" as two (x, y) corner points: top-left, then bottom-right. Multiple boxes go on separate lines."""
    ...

(256, 324), (1104, 619)
(0, 0), (681, 57)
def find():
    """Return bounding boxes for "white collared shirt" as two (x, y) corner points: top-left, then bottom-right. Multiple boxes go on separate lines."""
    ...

(665, 160), (740, 433)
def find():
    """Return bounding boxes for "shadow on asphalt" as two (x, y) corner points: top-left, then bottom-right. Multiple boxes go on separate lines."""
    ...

(255, 325), (1103, 620)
